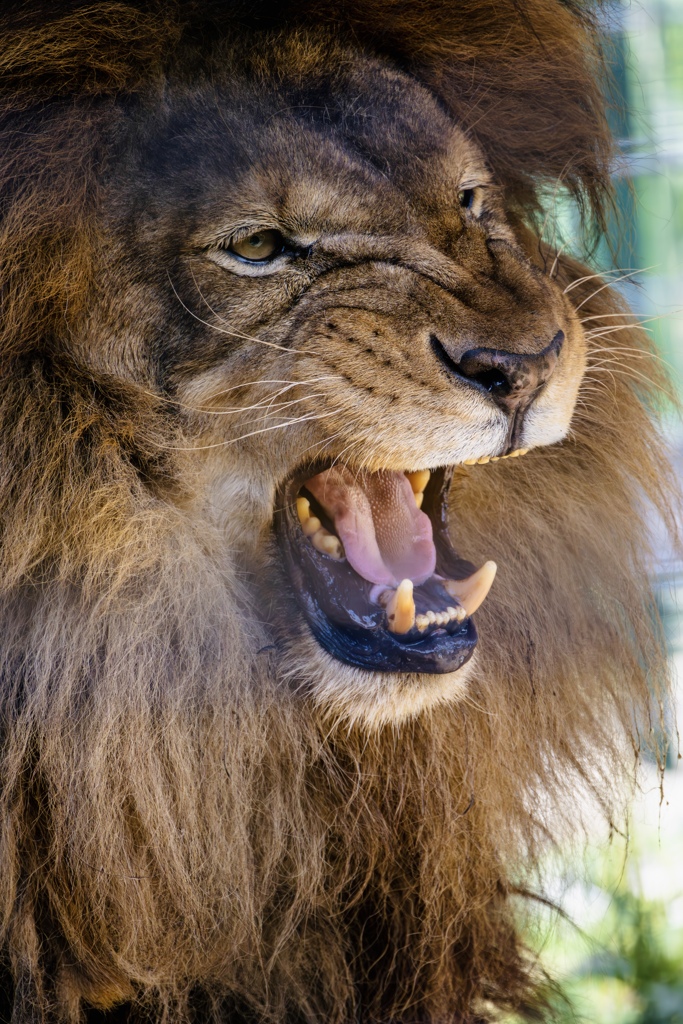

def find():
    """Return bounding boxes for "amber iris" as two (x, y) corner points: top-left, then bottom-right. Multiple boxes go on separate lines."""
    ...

(229, 229), (284, 261)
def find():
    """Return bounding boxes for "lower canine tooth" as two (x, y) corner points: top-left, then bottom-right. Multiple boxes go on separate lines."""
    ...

(386, 579), (415, 634)
(406, 470), (430, 494)
(444, 561), (497, 617)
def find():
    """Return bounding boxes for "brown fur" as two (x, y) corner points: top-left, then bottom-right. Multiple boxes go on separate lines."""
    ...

(0, 2), (677, 1022)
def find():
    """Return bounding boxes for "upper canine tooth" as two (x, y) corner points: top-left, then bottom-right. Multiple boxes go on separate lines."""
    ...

(386, 579), (415, 634)
(406, 470), (430, 494)
(296, 496), (310, 523)
(303, 515), (322, 537)
(443, 561), (497, 617)
(414, 492), (424, 509)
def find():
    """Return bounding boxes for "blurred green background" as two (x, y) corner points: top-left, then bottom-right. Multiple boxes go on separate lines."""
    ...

(508, 2), (683, 1021)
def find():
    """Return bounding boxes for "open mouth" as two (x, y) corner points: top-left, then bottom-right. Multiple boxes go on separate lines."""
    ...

(275, 458), (510, 674)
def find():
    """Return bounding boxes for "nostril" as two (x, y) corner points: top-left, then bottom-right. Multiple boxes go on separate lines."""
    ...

(430, 330), (564, 414)
(461, 365), (511, 395)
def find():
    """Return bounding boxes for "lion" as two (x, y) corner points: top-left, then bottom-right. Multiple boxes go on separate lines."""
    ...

(0, 1), (676, 1022)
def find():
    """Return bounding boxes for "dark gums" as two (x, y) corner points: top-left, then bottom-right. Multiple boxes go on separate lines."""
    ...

(275, 466), (479, 673)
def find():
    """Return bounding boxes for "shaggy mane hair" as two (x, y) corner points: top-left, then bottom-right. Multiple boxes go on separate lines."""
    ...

(0, 2), (677, 1022)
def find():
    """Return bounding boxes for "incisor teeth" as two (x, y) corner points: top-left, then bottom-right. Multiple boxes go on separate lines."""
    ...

(444, 561), (497, 617)
(386, 579), (415, 634)
(406, 470), (430, 494)
(302, 515), (322, 537)
(311, 528), (344, 560)
(296, 496), (310, 524)
(414, 491), (424, 509)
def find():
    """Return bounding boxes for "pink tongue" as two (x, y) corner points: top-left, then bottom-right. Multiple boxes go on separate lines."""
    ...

(305, 467), (436, 587)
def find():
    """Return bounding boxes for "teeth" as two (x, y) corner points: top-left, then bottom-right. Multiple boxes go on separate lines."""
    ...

(386, 579), (416, 634)
(444, 561), (497, 617)
(311, 528), (344, 560)
(406, 470), (430, 494)
(298, 496), (345, 559)
(296, 496), (311, 523)
(302, 515), (322, 537)
(462, 448), (529, 466)
(414, 491), (424, 509)
(414, 605), (466, 633)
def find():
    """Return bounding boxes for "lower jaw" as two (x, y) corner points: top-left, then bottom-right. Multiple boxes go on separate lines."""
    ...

(300, 633), (479, 730)
(275, 465), (481, 675)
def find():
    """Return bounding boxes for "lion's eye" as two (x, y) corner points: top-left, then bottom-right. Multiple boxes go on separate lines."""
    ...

(458, 189), (476, 211)
(228, 230), (285, 262)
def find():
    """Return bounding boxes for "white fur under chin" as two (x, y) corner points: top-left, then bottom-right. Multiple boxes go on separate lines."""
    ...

(283, 633), (477, 730)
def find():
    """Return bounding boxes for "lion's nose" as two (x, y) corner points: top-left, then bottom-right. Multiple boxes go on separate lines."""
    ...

(451, 331), (564, 414)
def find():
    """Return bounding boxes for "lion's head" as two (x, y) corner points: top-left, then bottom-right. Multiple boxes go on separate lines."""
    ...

(0, 2), (676, 1022)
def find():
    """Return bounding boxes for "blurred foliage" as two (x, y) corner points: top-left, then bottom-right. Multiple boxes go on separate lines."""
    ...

(502, 774), (683, 1024)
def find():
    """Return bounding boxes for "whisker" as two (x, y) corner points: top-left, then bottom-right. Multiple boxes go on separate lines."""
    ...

(235, 394), (329, 429)
(586, 325), (655, 339)
(579, 311), (678, 325)
(586, 345), (669, 365)
(585, 364), (666, 393)
(143, 379), (339, 417)
(563, 267), (640, 295)
(167, 272), (303, 354)
(573, 266), (659, 312)
(549, 243), (565, 280)
(159, 412), (337, 452)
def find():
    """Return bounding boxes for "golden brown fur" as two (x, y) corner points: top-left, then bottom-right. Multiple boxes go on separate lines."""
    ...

(0, 2), (677, 1022)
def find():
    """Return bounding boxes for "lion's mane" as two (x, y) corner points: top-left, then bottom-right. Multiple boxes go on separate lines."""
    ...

(0, 2), (677, 1022)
